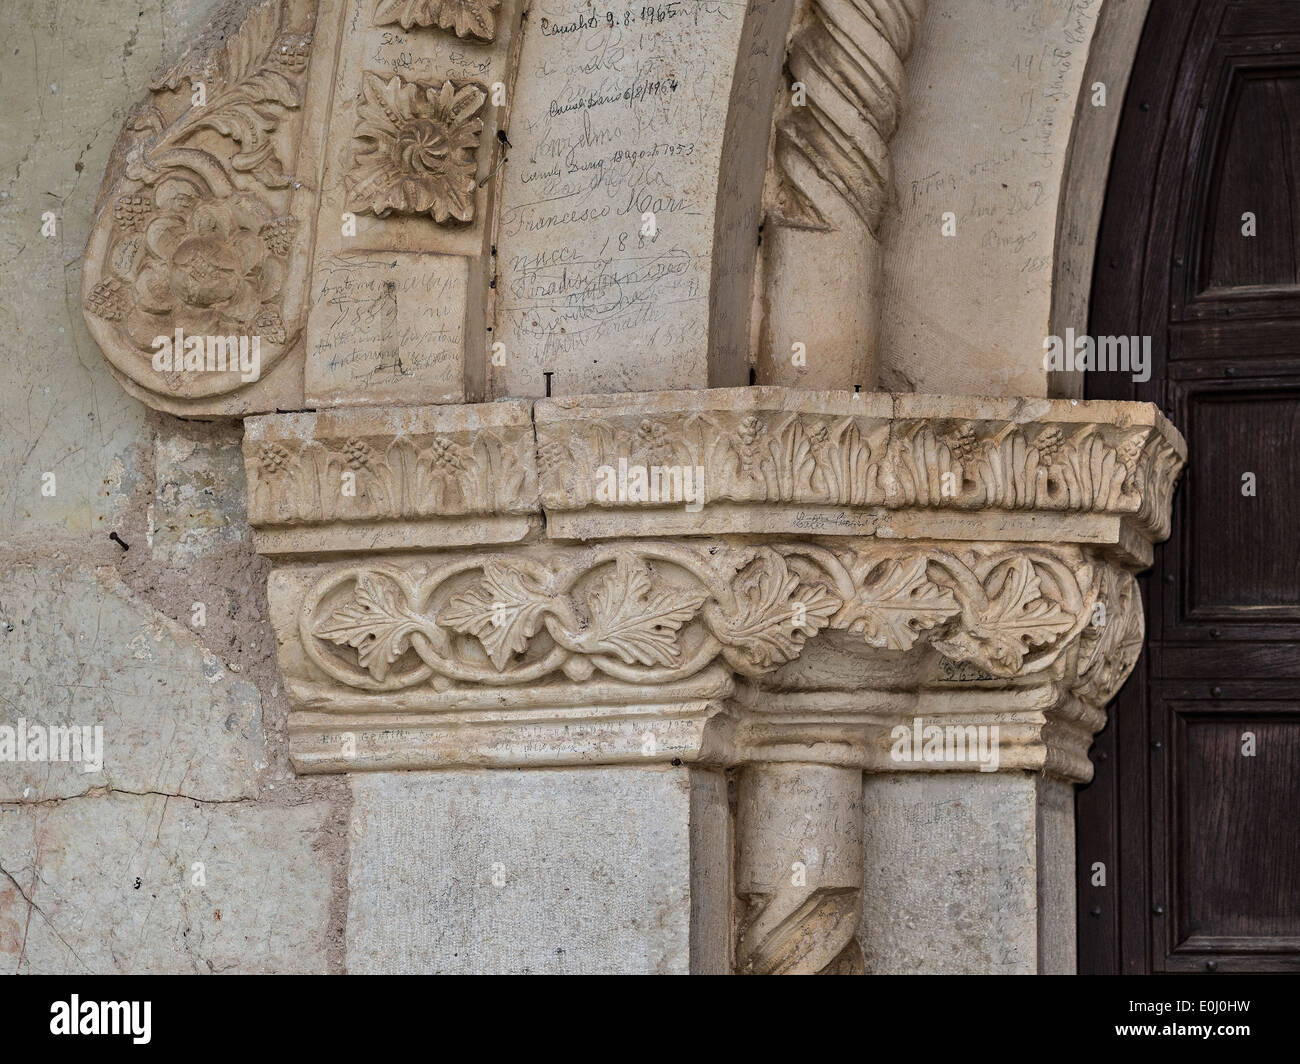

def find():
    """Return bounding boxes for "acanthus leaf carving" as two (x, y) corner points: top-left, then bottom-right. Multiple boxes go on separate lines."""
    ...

(535, 401), (1184, 541)
(148, 7), (303, 186)
(248, 424), (537, 526)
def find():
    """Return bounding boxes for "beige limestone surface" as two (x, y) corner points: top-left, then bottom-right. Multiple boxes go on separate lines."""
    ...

(0, 794), (335, 973)
(879, 0), (1149, 397)
(347, 766), (730, 973)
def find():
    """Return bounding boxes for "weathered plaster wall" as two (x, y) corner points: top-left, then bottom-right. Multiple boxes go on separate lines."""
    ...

(879, 0), (1149, 397)
(0, 0), (347, 973)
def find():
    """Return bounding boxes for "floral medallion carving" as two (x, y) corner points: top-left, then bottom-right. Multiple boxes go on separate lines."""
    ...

(82, 0), (316, 403)
(373, 0), (500, 40)
(346, 72), (488, 224)
(131, 183), (291, 345)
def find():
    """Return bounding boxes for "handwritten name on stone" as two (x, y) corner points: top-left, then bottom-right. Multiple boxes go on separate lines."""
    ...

(307, 252), (467, 405)
(494, 0), (743, 395)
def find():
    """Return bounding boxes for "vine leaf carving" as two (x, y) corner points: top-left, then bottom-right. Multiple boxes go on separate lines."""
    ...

(836, 556), (959, 650)
(576, 557), (707, 666)
(314, 572), (428, 682)
(439, 563), (557, 670)
(715, 551), (839, 669)
(933, 558), (1074, 674)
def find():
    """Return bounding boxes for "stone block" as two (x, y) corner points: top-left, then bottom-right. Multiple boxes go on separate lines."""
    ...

(0, 793), (334, 974)
(347, 766), (730, 973)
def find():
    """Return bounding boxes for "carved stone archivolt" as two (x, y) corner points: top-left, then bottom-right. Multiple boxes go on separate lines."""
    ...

(81, 0), (516, 415)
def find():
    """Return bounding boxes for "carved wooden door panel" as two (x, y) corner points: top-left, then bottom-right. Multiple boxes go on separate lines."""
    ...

(1080, 0), (1300, 973)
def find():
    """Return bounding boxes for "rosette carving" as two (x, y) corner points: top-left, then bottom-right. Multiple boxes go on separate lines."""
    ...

(346, 72), (487, 224)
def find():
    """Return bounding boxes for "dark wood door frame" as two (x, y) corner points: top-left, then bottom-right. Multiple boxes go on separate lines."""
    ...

(1079, 0), (1300, 974)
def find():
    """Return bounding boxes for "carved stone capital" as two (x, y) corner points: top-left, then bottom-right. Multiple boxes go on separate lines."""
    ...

(268, 536), (1145, 780)
(243, 386), (1185, 781)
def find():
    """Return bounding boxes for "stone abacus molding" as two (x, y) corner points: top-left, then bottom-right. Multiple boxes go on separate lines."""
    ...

(244, 400), (539, 551)
(535, 389), (1181, 558)
(244, 388), (1183, 560)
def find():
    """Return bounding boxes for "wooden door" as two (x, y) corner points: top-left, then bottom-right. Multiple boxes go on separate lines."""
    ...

(1079, 0), (1300, 973)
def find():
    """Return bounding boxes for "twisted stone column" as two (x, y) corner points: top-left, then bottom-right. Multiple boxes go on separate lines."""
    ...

(760, 0), (928, 390)
(736, 763), (864, 974)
